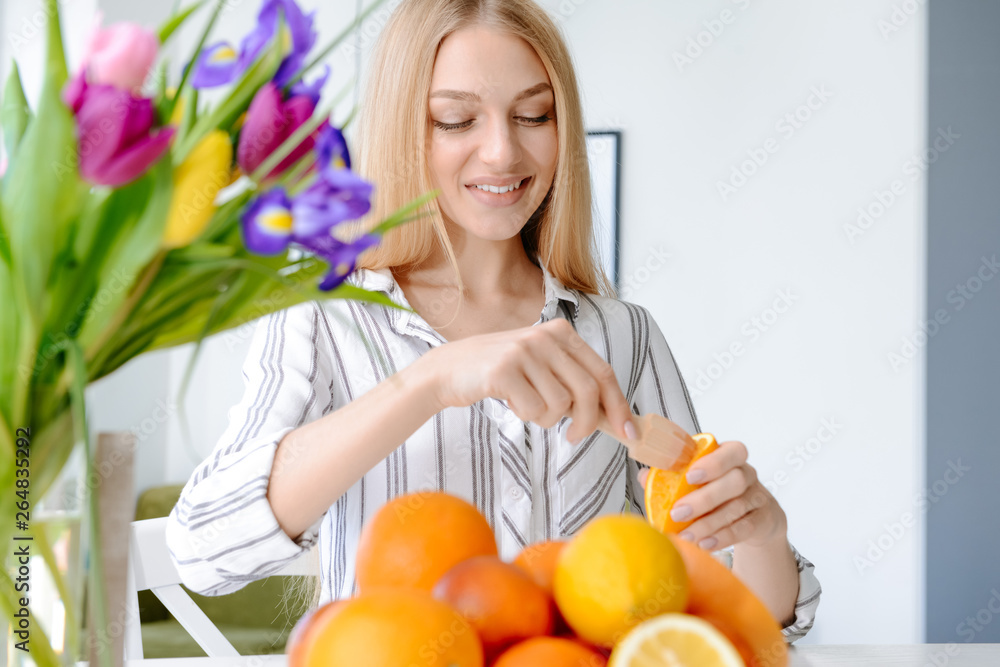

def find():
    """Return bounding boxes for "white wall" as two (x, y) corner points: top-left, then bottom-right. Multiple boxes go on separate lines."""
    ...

(3, 0), (927, 645)
(537, 0), (926, 645)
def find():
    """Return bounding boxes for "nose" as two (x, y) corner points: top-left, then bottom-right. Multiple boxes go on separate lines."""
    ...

(478, 114), (523, 169)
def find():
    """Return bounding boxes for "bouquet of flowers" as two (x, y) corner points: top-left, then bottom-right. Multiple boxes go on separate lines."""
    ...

(0, 1), (431, 664)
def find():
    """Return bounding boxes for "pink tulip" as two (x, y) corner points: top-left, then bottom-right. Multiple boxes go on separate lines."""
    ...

(82, 12), (159, 92)
(237, 82), (320, 179)
(62, 70), (174, 187)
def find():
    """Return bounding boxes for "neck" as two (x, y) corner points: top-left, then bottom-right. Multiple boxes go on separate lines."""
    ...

(401, 218), (540, 299)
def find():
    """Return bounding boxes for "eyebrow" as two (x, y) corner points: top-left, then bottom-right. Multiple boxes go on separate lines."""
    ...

(429, 82), (553, 103)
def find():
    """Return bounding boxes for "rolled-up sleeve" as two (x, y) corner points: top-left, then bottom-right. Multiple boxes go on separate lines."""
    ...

(778, 543), (822, 642)
(165, 301), (333, 596)
(627, 305), (821, 642)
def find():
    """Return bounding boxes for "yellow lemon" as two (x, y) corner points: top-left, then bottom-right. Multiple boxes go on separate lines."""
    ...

(553, 514), (689, 647)
(609, 613), (744, 667)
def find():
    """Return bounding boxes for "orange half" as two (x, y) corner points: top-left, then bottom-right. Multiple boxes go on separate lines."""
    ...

(644, 433), (720, 534)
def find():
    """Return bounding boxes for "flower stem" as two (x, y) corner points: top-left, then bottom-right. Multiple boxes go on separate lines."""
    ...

(67, 339), (112, 667)
(82, 249), (168, 376)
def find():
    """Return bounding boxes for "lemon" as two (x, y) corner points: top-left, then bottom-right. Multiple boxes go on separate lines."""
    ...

(553, 514), (689, 647)
(609, 613), (744, 667)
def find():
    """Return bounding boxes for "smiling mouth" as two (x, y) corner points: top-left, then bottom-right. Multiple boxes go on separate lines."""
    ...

(464, 176), (531, 193)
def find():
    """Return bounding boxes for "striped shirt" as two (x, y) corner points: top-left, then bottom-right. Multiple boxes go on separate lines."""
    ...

(165, 255), (822, 642)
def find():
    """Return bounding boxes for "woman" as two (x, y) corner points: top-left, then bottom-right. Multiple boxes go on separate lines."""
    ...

(166, 0), (821, 643)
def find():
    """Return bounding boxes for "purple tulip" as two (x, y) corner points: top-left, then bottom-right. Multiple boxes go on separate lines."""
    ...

(237, 82), (321, 179)
(289, 167), (373, 240)
(61, 70), (174, 186)
(189, 0), (317, 89)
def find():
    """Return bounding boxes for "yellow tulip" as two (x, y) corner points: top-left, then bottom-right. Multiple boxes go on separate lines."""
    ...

(163, 130), (233, 248)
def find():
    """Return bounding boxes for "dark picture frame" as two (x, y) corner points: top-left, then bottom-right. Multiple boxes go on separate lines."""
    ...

(586, 130), (622, 289)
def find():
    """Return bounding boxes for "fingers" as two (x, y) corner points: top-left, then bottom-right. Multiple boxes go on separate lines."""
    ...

(538, 343), (601, 443)
(501, 368), (548, 423)
(676, 485), (776, 551)
(518, 354), (575, 428)
(683, 440), (749, 485)
(672, 463), (756, 519)
(544, 319), (635, 442)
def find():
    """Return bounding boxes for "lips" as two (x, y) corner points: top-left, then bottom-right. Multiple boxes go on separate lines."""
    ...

(465, 176), (531, 208)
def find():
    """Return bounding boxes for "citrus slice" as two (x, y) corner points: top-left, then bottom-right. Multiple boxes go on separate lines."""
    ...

(644, 433), (720, 534)
(608, 612), (744, 667)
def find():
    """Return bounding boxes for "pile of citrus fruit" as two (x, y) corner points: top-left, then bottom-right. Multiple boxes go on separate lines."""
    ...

(287, 433), (789, 667)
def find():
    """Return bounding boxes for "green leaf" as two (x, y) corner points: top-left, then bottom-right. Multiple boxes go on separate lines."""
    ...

(369, 189), (440, 235)
(1, 62), (30, 162)
(3, 0), (78, 332)
(76, 159), (174, 353)
(168, 242), (238, 262)
(173, 9), (285, 162)
(0, 207), (17, 421)
(163, 0), (227, 122)
(158, 0), (208, 45)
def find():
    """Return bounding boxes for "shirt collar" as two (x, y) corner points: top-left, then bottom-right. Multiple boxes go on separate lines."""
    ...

(344, 253), (581, 338)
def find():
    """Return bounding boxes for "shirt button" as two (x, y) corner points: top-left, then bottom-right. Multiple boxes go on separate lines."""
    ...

(509, 486), (523, 499)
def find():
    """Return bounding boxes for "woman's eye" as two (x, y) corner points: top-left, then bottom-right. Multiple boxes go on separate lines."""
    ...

(432, 119), (473, 132)
(432, 114), (555, 132)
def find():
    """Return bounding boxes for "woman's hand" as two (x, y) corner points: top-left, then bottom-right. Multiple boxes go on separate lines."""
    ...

(419, 318), (637, 444)
(638, 439), (788, 550)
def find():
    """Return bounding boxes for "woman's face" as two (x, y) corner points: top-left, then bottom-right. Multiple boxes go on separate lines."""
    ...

(427, 25), (558, 242)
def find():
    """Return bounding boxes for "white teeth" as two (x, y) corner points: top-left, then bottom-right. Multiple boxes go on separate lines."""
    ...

(474, 179), (523, 194)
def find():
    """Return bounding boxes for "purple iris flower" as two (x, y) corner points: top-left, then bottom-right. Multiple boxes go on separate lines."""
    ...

(292, 231), (380, 291)
(189, 0), (316, 89)
(288, 64), (329, 108)
(314, 121), (351, 174)
(241, 180), (378, 291)
(61, 70), (175, 186)
(289, 167), (373, 239)
(240, 188), (294, 255)
(189, 41), (241, 88)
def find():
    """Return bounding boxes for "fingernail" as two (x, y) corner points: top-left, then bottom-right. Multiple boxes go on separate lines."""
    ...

(699, 537), (718, 550)
(670, 504), (692, 521)
(624, 420), (637, 440)
(686, 469), (706, 484)
(679, 531), (695, 542)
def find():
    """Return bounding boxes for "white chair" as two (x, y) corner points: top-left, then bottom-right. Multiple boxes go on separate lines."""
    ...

(124, 517), (317, 661)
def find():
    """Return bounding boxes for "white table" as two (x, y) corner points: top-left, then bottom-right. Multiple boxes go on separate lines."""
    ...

(121, 644), (1000, 667)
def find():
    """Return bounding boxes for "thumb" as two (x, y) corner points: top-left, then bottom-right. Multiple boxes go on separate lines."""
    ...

(636, 467), (650, 490)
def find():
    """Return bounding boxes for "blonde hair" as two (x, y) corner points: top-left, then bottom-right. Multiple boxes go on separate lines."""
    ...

(347, 0), (617, 305)
(292, 0), (615, 611)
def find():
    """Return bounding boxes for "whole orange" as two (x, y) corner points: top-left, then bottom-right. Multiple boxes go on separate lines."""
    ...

(291, 588), (483, 667)
(512, 539), (566, 594)
(286, 599), (347, 667)
(668, 534), (789, 667)
(492, 636), (607, 667)
(645, 433), (721, 534)
(355, 491), (497, 592)
(433, 555), (553, 658)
